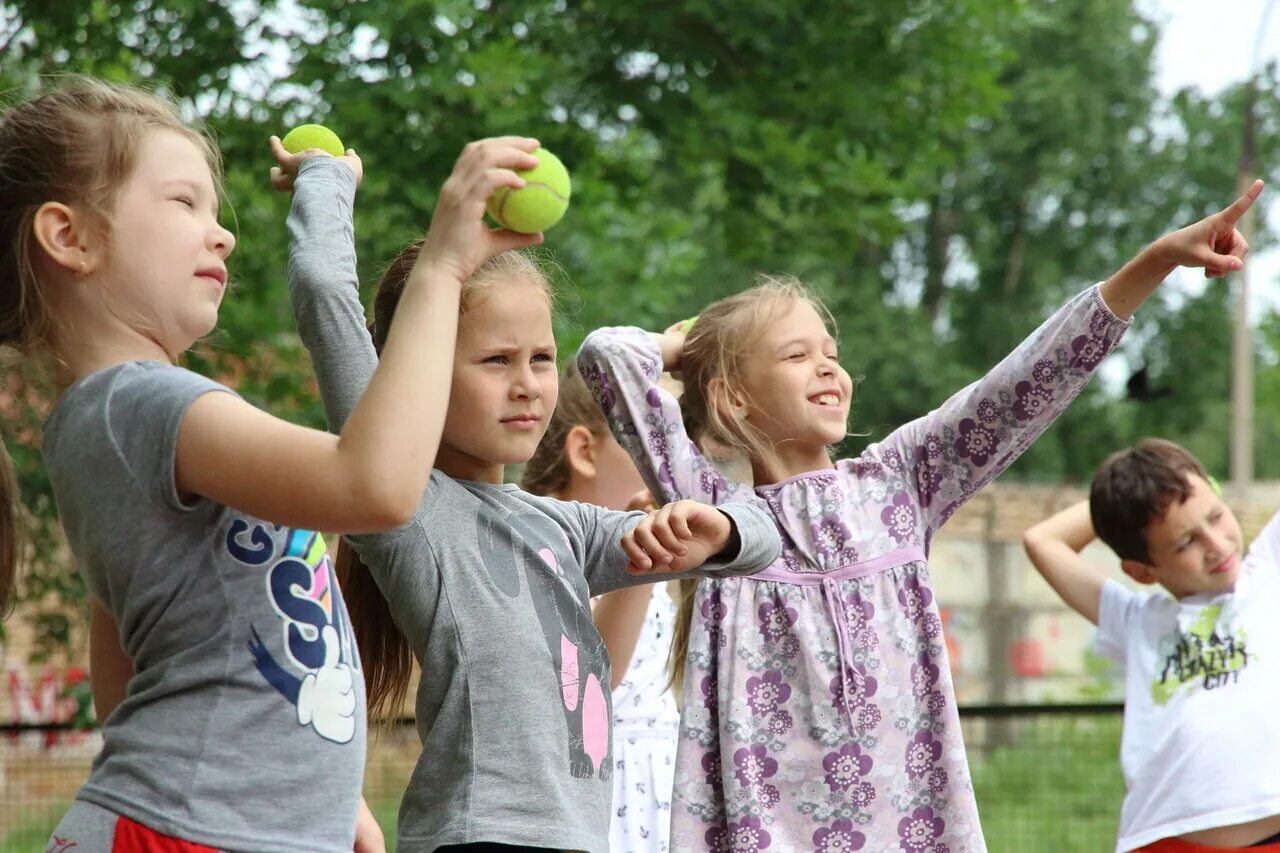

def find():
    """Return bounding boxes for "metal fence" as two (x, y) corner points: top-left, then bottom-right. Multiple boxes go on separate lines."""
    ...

(2, 705), (1125, 852)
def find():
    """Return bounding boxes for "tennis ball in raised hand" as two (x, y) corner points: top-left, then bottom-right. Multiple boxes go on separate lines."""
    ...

(486, 148), (571, 233)
(281, 124), (345, 157)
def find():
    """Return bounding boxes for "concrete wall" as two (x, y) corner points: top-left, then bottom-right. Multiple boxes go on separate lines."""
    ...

(932, 481), (1280, 704)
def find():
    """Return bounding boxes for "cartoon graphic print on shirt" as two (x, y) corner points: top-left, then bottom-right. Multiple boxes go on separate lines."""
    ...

(1151, 603), (1249, 705)
(476, 508), (612, 780)
(226, 519), (361, 743)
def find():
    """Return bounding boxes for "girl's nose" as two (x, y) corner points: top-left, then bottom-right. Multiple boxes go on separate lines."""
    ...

(211, 221), (236, 257)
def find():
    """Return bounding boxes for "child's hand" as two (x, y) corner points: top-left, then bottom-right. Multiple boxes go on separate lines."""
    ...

(1153, 179), (1264, 278)
(625, 488), (656, 513)
(622, 500), (733, 574)
(418, 136), (544, 287)
(353, 797), (386, 853)
(267, 135), (364, 193)
(654, 320), (689, 372)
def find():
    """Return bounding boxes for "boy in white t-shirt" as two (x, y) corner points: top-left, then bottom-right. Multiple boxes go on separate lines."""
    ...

(1023, 438), (1280, 853)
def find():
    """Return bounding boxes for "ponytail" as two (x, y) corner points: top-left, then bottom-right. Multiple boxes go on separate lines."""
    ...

(666, 578), (698, 693)
(335, 539), (412, 722)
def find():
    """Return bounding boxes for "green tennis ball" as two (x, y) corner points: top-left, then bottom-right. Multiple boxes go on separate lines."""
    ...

(676, 316), (699, 335)
(281, 124), (345, 157)
(486, 148), (571, 234)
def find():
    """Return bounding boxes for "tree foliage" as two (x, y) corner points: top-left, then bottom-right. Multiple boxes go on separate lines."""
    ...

(1, 0), (1278, 654)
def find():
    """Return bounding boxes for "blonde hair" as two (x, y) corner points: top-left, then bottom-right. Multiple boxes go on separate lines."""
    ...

(341, 240), (554, 721)
(678, 274), (835, 462)
(667, 274), (837, 691)
(368, 240), (552, 352)
(0, 77), (221, 620)
(521, 359), (606, 498)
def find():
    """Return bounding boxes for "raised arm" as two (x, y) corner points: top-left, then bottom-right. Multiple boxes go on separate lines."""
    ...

(1022, 500), (1107, 624)
(879, 283), (1129, 540)
(885, 181), (1265, 541)
(577, 326), (750, 506)
(174, 139), (544, 533)
(282, 151), (377, 432)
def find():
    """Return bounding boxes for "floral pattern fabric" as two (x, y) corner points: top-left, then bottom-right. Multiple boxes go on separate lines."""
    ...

(578, 285), (1128, 851)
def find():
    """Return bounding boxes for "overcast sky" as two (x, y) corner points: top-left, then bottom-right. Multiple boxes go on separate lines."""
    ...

(1146, 0), (1279, 312)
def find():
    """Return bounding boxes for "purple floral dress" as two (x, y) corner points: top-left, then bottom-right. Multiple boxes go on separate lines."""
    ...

(577, 285), (1128, 852)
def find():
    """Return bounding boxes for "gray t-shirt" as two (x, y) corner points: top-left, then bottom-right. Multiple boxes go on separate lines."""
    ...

(287, 158), (782, 852)
(42, 361), (367, 852)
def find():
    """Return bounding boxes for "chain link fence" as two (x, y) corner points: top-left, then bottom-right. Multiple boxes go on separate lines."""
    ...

(2, 705), (1125, 852)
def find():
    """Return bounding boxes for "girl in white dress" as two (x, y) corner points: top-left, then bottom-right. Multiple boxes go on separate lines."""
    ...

(523, 360), (679, 853)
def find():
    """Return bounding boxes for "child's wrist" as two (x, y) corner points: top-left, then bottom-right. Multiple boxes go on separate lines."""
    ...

(297, 155), (356, 185)
(409, 258), (468, 293)
(714, 510), (737, 555)
(1140, 237), (1179, 277)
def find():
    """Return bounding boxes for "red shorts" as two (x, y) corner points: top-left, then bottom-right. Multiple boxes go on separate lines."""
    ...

(113, 817), (221, 852)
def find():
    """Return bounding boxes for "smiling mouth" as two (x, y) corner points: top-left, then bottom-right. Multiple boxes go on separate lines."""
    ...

(1210, 555), (1238, 575)
(809, 393), (841, 408)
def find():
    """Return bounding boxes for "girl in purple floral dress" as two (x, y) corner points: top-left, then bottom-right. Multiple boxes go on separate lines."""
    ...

(576, 191), (1261, 852)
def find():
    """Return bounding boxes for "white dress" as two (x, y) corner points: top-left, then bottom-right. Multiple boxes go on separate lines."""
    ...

(609, 585), (680, 853)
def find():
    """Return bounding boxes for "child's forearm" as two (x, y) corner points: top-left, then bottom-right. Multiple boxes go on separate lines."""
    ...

(287, 158), (377, 432)
(1022, 501), (1105, 624)
(1024, 500), (1097, 552)
(1099, 243), (1177, 320)
(333, 265), (461, 516)
(592, 584), (655, 689)
(287, 158), (459, 518)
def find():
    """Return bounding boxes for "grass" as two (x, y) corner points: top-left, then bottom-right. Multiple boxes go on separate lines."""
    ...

(3, 717), (1124, 852)
(968, 714), (1125, 852)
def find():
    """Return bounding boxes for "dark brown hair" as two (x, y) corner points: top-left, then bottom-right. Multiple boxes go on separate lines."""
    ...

(337, 239), (552, 720)
(1089, 438), (1209, 563)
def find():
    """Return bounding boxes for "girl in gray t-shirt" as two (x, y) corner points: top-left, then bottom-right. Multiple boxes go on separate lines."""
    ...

(274, 145), (783, 852)
(1, 80), (546, 851)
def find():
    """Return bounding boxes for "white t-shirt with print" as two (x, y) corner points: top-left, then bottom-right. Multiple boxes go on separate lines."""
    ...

(1096, 512), (1280, 852)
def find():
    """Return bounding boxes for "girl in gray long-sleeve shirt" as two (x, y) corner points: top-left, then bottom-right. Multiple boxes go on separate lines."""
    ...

(271, 143), (782, 852)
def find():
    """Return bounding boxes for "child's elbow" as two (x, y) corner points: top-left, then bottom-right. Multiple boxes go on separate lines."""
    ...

(377, 480), (423, 528)
(372, 492), (419, 529)
(350, 476), (421, 531)
(1021, 529), (1044, 560)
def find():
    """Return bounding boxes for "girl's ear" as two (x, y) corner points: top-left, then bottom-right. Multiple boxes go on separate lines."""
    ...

(562, 424), (597, 481)
(32, 202), (104, 277)
(707, 376), (747, 424)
